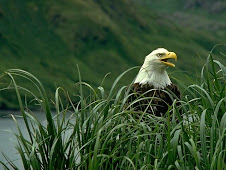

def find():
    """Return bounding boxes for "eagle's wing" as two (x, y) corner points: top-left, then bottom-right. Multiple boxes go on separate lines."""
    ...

(166, 83), (181, 100)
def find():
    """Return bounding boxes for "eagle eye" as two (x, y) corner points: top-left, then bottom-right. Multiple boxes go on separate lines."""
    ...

(157, 53), (162, 57)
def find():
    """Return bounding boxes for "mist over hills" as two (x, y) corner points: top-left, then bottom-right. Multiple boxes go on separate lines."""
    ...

(0, 0), (225, 109)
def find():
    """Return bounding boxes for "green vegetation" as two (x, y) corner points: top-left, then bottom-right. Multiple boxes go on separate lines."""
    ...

(0, 0), (225, 109)
(138, 0), (226, 37)
(0, 47), (225, 169)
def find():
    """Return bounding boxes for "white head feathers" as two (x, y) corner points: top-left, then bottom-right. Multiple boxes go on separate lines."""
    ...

(134, 48), (177, 89)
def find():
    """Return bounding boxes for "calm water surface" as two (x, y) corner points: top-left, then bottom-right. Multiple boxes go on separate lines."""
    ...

(0, 110), (47, 169)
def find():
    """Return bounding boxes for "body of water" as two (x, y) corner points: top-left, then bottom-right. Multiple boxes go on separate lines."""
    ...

(0, 110), (46, 169)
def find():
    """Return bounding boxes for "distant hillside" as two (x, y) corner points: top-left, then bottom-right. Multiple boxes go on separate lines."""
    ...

(0, 0), (225, 109)
(137, 0), (226, 37)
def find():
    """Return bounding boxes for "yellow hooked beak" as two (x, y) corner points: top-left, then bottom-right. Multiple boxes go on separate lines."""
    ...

(160, 52), (177, 67)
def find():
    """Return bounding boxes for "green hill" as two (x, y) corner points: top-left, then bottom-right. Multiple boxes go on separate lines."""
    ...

(0, 0), (225, 109)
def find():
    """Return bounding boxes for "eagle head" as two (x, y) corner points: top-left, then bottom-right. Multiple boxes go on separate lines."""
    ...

(144, 48), (177, 69)
(134, 48), (178, 89)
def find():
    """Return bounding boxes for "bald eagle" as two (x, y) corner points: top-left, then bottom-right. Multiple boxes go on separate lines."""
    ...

(127, 48), (181, 116)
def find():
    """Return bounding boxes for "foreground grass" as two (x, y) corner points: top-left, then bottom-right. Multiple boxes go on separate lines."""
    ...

(0, 49), (225, 169)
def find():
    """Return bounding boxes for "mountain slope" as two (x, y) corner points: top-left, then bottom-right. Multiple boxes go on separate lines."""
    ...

(0, 0), (224, 109)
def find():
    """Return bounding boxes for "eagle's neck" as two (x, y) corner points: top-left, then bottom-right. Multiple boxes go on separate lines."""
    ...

(134, 65), (172, 89)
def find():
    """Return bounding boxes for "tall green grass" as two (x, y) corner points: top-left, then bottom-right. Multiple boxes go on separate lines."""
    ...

(0, 48), (225, 169)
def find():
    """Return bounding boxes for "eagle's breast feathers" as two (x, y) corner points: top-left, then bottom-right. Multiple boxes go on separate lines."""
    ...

(128, 83), (181, 116)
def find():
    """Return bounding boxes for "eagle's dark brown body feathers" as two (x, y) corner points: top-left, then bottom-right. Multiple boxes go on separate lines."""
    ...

(127, 83), (181, 116)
